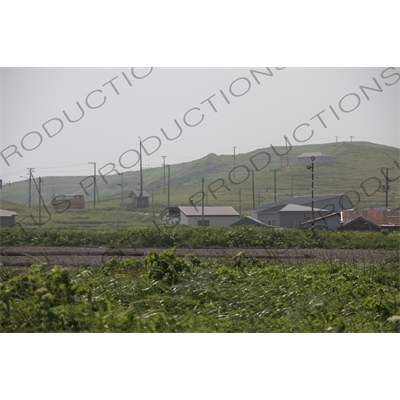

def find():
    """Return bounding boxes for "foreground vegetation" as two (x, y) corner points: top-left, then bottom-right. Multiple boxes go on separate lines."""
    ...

(1, 249), (399, 332)
(1, 225), (399, 249)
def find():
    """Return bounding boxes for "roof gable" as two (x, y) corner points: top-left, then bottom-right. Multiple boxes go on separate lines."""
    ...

(230, 216), (267, 226)
(129, 190), (150, 198)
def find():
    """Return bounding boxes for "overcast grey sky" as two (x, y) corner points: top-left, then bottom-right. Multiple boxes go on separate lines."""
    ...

(1, 67), (399, 183)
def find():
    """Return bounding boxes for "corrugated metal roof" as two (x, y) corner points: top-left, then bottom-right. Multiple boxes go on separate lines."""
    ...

(280, 204), (329, 212)
(0, 209), (18, 217)
(179, 206), (239, 217)
(254, 194), (346, 212)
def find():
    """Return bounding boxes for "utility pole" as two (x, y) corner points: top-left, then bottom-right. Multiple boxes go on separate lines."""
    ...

(117, 172), (124, 205)
(201, 177), (205, 226)
(350, 135), (354, 143)
(139, 137), (143, 209)
(27, 168), (34, 208)
(38, 177), (42, 227)
(88, 162), (97, 209)
(335, 136), (339, 143)
(233, 147), (236, 178)
(311, 157), (315, 230)
(162, 156), (167, 193)
(167, 164), (170, 208)
(307, 156), (316, 231)
(273, 169), (277, 202)
(96, 182), (100, 204)
(380, 167), (394, 208)
(251, 170), (255, 209)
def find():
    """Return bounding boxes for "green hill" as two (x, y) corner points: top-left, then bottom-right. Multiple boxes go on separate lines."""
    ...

(1, 141), (399, 229)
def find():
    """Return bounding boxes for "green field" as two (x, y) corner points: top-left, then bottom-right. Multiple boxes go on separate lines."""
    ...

(1, 249), (399, 332)
(1, 225), (399, 249)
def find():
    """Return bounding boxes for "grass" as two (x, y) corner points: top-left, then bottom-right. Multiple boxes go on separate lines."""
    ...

(1, 249), (399, 332)
(1, 225), (399, 249)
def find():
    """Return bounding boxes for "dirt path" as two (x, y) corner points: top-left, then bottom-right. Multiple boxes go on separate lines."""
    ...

(1, 245), (398, 273)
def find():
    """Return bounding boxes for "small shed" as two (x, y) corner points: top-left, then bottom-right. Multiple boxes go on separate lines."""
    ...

(337, 216), (381, 231)
(297, 152), (332, 163)
(128, 190), (150, 209)
(0, 209), (18, 228)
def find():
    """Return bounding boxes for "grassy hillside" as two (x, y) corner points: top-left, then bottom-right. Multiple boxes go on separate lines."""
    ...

(1, 141), (399, 230)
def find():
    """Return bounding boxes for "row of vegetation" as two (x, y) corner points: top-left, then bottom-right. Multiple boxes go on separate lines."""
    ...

(1, 249), (399, 332)
(1, 225), (399, 249)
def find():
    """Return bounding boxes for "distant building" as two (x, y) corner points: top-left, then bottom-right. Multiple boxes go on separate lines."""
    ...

(337, 216), (381, 231)
(297, 152), (332, 163)
(128, 190), (150, 209)
(161, 206), (240, 227)
(341, 209), (400, 227)
(51, 194), (85, 211)
(0, 209), (18, 228)
(252, 194), (354, 228)
(253, 203), (333, 229)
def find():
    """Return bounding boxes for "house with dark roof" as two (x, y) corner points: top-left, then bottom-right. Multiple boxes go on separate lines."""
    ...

(297, 152), (332, 163)
(337, 216), (381, 231)
(252, 194), (353, 229)
(253, 204), (333, 228)
(160, 206), (240, 226)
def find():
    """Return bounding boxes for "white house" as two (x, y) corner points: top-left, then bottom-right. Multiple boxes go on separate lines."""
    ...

(160, 206), (240, 226)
